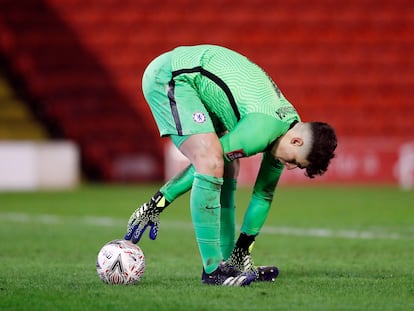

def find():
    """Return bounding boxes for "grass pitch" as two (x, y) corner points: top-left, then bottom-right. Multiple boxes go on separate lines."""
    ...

(0, 184), (413, 311)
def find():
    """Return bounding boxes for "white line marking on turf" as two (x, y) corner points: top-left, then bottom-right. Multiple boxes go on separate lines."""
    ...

(0, 212), (413, 240)
(260, 226), (407, 240)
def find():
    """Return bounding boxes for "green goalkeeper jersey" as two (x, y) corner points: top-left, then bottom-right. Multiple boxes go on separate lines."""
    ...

(168, 45), (301, 235)
(171, 45), (300, 160)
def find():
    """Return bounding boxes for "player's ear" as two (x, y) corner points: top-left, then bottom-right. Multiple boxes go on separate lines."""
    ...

(291, 137), (304, 146)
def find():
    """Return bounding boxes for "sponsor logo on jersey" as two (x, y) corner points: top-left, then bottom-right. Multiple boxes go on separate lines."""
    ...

(275, 106), (297, 119)
(192, 112), (207, 123)
(226, 149), (246, 161)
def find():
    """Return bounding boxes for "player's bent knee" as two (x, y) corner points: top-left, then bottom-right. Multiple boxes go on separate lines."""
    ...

(195, 152), (224, 177)
(178, 133), (224, 177)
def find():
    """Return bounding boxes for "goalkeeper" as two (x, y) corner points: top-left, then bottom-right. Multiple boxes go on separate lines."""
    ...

(125, 45), (337, 286)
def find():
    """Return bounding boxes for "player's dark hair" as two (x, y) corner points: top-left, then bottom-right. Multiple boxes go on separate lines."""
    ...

(305, 122), (337, 178)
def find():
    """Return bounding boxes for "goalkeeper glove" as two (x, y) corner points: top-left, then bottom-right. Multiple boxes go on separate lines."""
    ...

(125, 191), (169, 243)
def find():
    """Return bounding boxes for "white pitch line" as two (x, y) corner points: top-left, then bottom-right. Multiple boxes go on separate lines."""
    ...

(0, 212), (412, 241)
(260, 226), (409, 240)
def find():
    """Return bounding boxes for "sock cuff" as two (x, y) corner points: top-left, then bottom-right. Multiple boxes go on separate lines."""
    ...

(194, 172), (223, 191)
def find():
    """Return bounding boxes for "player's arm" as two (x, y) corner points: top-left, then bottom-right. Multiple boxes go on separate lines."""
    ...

(220, 113), (288, 161)
(240, 151), (284, 235)
(219, 114), (286, 234)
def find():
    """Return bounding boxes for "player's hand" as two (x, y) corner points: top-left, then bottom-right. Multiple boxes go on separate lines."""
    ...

(125, 202), (161, 243)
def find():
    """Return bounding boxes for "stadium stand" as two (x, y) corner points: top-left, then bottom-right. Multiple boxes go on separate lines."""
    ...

(0, 0), (412, 182)
(0, 71), (47, 140)
(0, 0), (163, 181)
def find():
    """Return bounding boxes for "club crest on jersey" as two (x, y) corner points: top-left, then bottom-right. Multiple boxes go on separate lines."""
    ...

(193, 112), (207, 123)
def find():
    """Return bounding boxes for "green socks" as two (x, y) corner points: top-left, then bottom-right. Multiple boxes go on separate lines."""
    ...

(220, 178), (237, 260)
(191, 173), (223, 274)
(160, 168), (237, 272)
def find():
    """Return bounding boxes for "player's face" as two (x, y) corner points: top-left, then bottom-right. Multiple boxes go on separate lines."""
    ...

(275, 139), (310, 170)
(278, 157), (309, 170)
(272, 135), (310, 170)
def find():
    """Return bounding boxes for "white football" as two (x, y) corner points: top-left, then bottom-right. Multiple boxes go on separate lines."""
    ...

(96, 239), (145, 285)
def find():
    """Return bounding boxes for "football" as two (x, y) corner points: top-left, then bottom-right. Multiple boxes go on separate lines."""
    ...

(96, 239), (145, 285)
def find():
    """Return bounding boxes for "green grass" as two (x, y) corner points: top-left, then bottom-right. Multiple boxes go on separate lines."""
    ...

(0, 184), (413, 311)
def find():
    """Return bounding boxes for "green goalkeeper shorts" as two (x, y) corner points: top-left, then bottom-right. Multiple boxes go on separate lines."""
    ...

(142, 51), (216, 142)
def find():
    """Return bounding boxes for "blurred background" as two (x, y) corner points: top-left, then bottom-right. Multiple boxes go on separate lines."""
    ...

(0, 0), (413, 190)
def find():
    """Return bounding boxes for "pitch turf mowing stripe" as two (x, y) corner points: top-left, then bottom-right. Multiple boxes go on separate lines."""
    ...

(1, 212), (413, 241)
